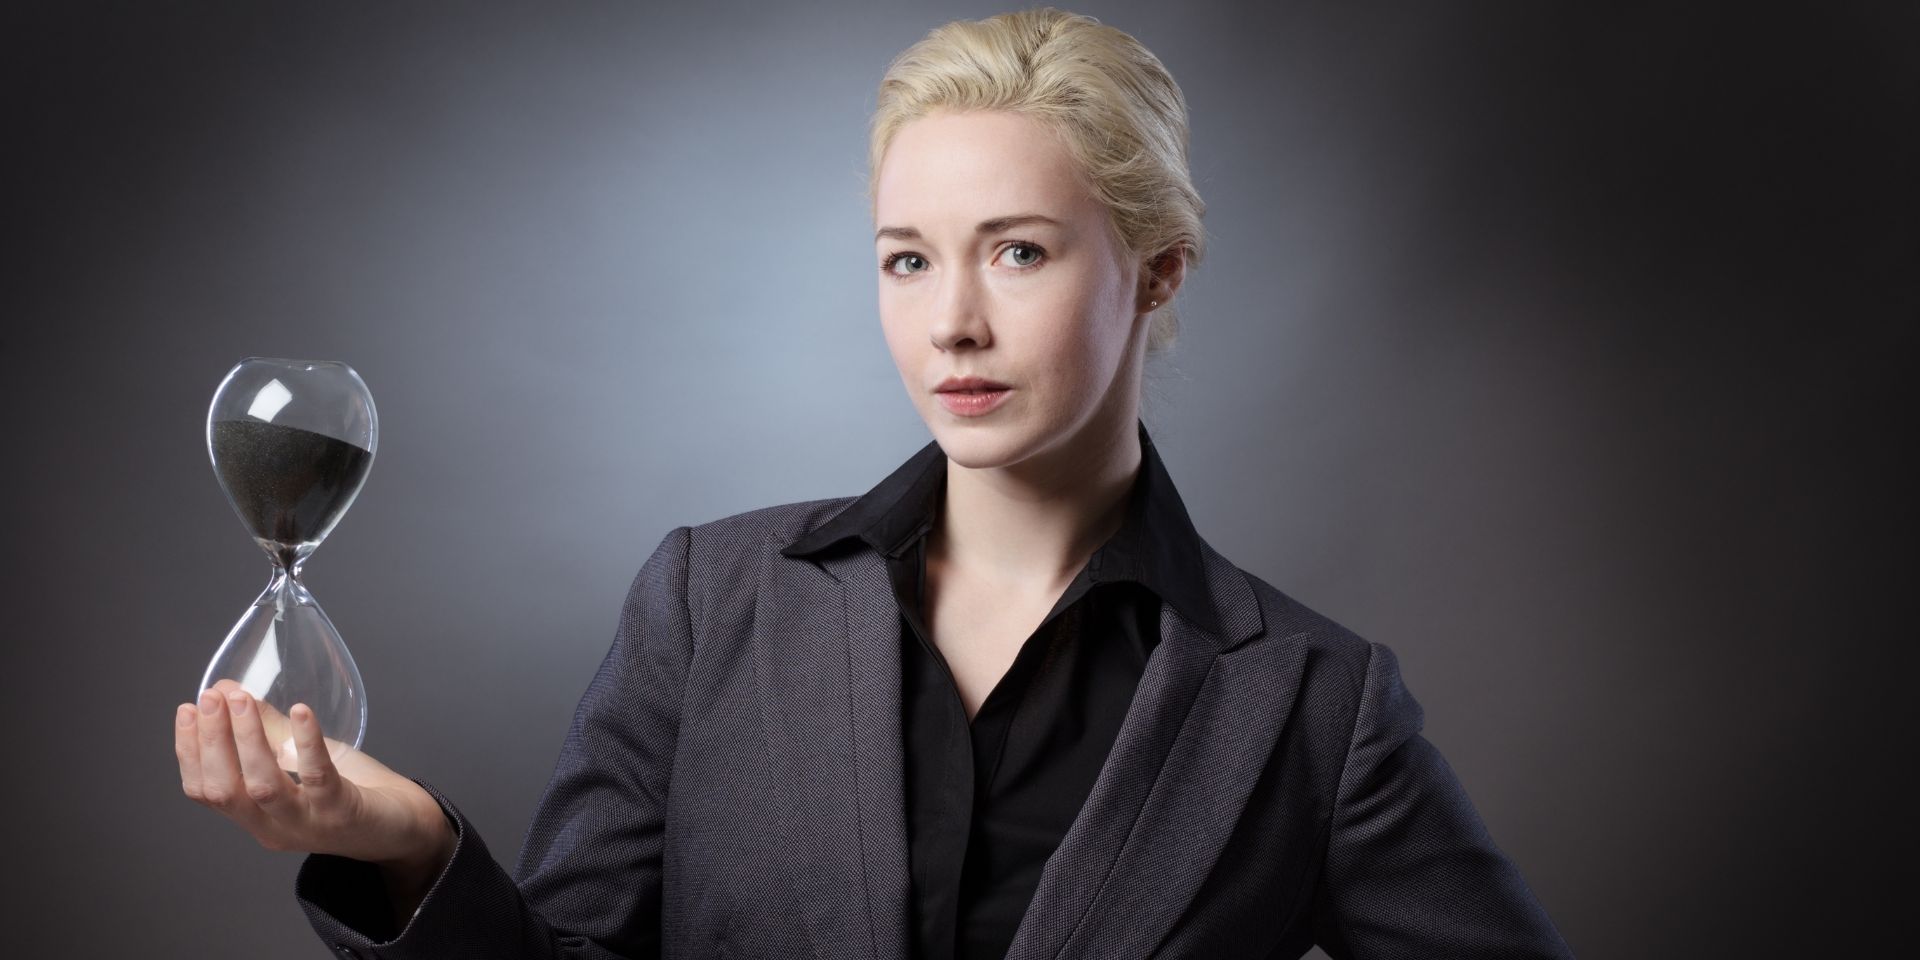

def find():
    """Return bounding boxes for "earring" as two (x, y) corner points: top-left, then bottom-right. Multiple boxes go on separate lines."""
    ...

(1148, 300), (1158, 307)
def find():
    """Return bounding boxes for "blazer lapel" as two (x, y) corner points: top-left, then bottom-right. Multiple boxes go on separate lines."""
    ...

(753, 538), (912, 960)
(1002, 538), (1273, 960)
(754, 527), (1273, 960)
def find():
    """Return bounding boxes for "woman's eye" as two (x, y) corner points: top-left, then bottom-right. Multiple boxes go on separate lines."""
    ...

(1000, 243), (1043, 268)
(880, 243), (1044, 278)
(882, 253), (927, 276)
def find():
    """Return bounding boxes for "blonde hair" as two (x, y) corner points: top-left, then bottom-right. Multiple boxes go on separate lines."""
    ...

(867, 7), (1205, 355)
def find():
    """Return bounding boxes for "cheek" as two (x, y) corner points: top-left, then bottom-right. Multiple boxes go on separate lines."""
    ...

(878, 310), (925, 379)
(1034, 291), (1121, 384)
(876, 296), (906, 350)
(1015, 321), (1101, 402)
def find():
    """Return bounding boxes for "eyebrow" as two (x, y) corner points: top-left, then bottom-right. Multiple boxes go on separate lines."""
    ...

(875, 213), (1063, 243)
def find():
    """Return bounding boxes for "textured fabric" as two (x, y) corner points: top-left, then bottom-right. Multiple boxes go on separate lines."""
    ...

(294, 432), (1577, 960)
(780, 418), (1201, 960)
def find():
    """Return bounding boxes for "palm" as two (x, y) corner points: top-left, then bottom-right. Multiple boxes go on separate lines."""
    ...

(178, 678), (454, 916)
(202, 679), (398, 785)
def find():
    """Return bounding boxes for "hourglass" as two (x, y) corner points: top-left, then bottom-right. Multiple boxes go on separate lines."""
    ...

(201, 358), (375, 776)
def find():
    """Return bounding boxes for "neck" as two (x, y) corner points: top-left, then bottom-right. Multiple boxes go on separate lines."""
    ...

(932, 405), (1142, 591)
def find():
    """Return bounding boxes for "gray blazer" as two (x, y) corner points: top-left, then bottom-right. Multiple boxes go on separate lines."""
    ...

(295, 497), (1574, 959)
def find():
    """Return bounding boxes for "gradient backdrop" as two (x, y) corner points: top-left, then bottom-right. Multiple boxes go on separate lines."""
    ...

(6, 2), (1913, 957)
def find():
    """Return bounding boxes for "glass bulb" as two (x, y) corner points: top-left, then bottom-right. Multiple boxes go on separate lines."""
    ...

(201, 357), (375, 776)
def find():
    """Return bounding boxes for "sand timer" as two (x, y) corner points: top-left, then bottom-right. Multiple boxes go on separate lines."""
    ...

(201, 357), (375, 775)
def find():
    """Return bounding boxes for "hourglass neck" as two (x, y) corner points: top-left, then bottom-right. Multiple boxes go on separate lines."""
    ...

(260, 539), (318, 580)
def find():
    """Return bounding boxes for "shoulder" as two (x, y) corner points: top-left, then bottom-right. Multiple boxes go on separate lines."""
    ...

(642, 495), (855, 619)
(1232, 562), (1416, 733)
(1239, 565), (1373, 672)
(629, 496), (854, 576)
(681, 495), (857, 558)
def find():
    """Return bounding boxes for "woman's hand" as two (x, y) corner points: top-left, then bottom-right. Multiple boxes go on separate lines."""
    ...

(173, 679), (454, 879)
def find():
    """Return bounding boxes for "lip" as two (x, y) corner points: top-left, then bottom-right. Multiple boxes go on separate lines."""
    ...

(936, 383), (1012, 417)
(936, 375), (1012, 393)
(936, 385), (1013, 416)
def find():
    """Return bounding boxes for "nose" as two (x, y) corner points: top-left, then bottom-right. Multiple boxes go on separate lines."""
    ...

(927, 272), (991, 351)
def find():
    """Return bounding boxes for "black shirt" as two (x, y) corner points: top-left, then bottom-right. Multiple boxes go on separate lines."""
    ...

(780, 418), (1222, 960)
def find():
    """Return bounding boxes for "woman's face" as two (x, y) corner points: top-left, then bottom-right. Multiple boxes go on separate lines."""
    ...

(872, 108), (1149, 470)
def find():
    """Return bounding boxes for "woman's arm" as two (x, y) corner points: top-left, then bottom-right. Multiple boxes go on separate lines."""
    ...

(294, 525), (697, 960)
(1311, 641), (1575, 959)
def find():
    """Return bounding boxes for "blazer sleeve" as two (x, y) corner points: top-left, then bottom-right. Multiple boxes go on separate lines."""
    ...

(1311, 641), (1575, 959)
(293, 524), (696, 960)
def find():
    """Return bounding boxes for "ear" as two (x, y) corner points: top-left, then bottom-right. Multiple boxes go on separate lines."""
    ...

(1138, 246), (1187, 313)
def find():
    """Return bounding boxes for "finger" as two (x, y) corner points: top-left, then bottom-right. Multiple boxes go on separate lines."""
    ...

(209, 680), (291, 768)
(194, 688), (261, 825)
(252, 696), (295, 755)
(290, 703), (344, 800)
(226, 690), (299, 818)
(174, 703), (205, 802)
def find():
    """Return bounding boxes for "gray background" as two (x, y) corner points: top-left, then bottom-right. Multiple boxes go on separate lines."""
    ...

(5, 1), (1912, 957)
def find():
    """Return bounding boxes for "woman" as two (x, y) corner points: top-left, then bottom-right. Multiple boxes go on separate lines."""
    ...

(173, 9), (1574, 959)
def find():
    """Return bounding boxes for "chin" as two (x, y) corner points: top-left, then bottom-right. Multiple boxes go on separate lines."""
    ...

(926, 409), (1049, 470)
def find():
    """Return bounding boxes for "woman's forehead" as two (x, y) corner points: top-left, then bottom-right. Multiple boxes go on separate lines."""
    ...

(874, 113), (1099, 235)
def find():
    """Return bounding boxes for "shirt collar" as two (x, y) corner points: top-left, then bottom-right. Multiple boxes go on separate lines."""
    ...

(779, 418), (1222, 635)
